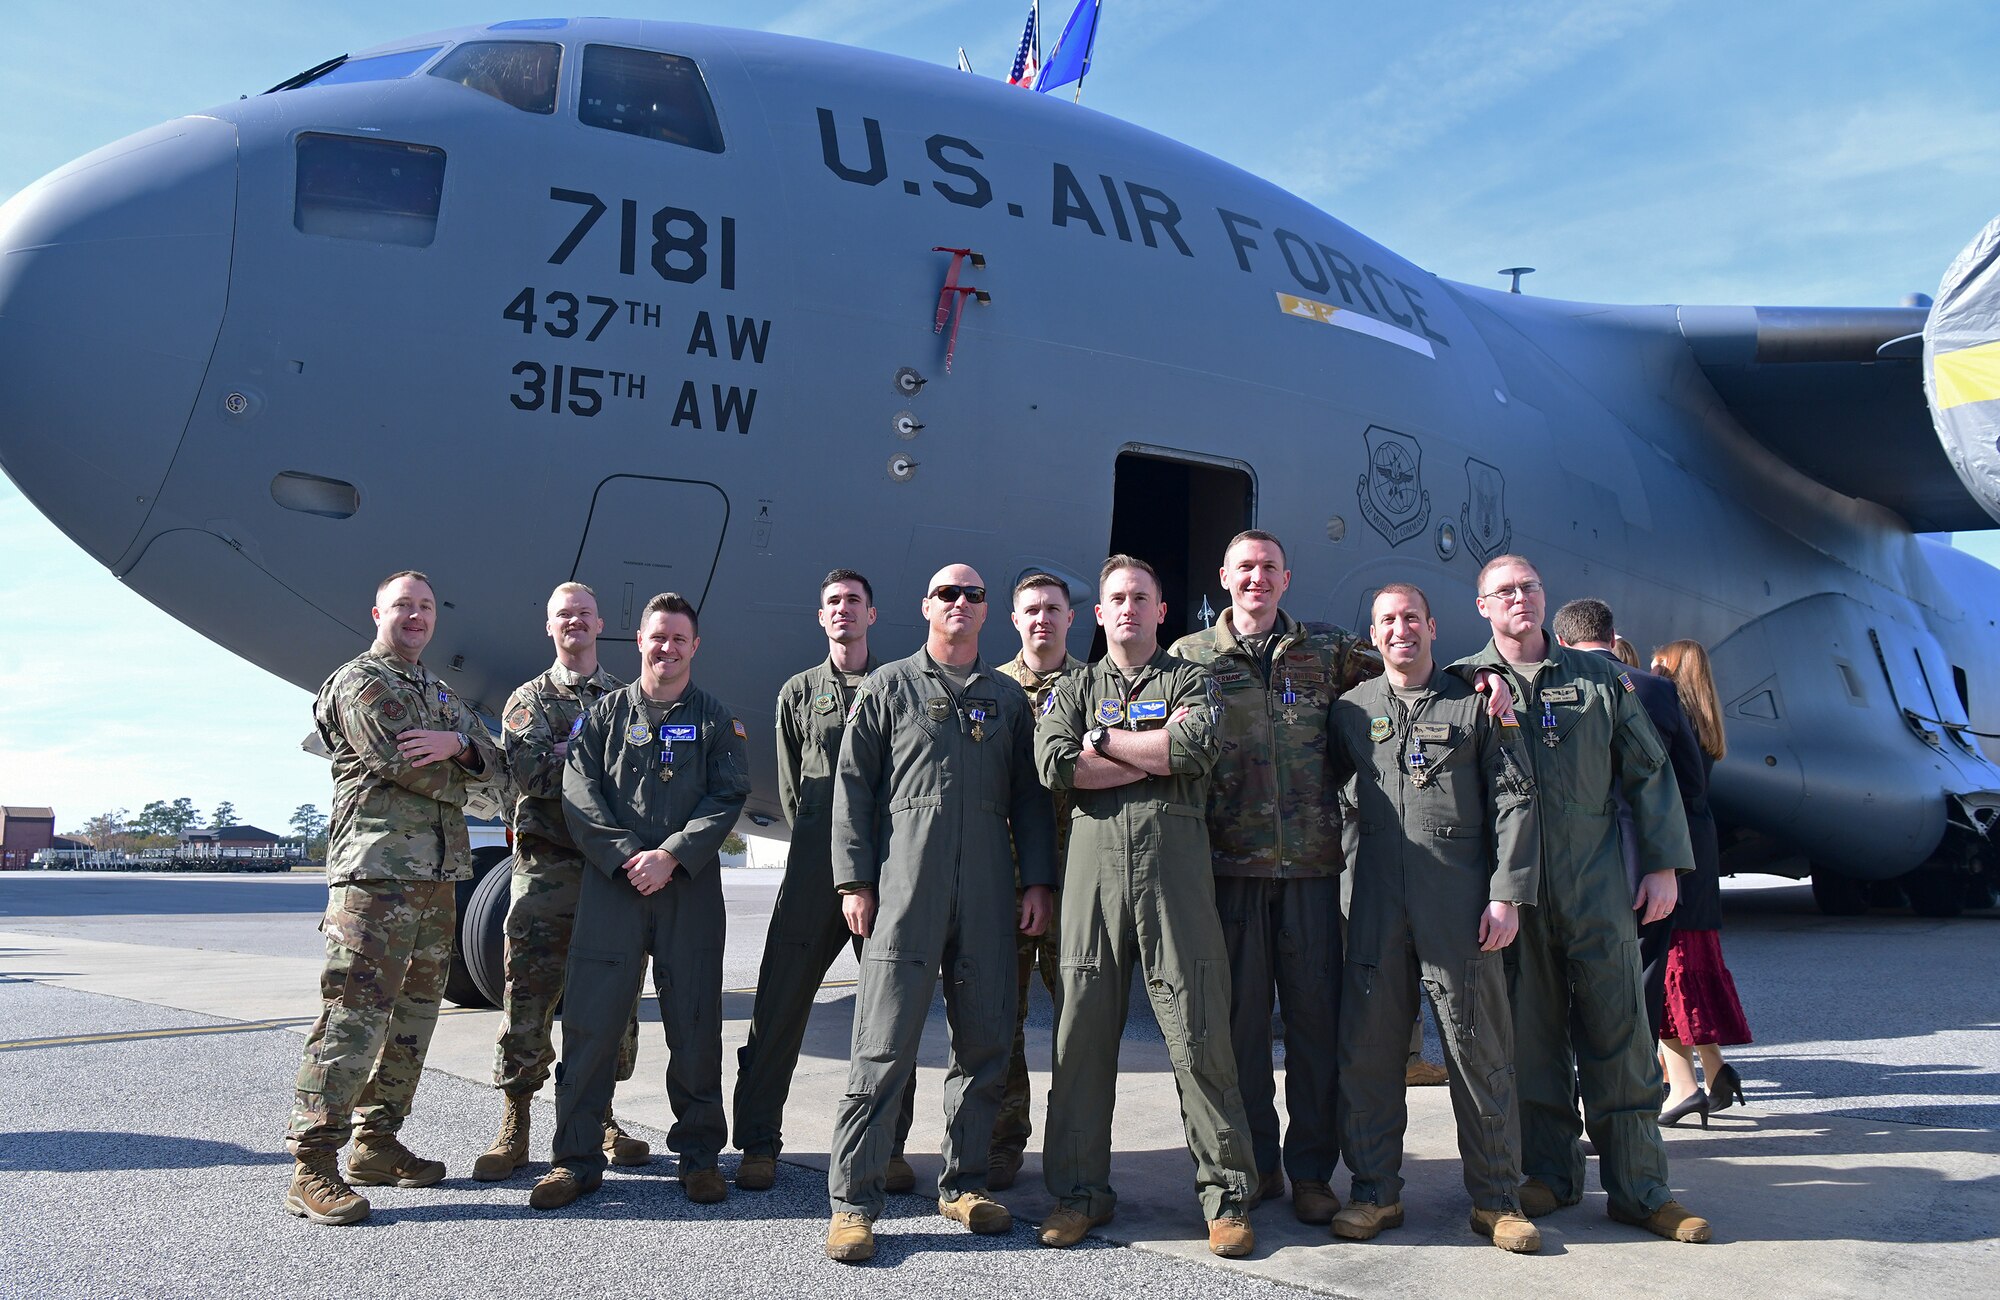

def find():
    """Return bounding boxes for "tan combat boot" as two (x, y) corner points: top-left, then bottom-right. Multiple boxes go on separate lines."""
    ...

(1291, 1179), (1341, 1225)
(346, 1135), (446, 1187)
(1610, 1199), (1712, 1243)
(529, 1164), (601, 1211)
(602, 1108), (651, 1167)
(1330, 1200), (1405, 1241)
(284, 1150), (370, 1225)
(472, 1092), (532, 1182)
(1207, 1214), (1256, 1258)
(987, 1145), (1025, 1190)
(1038, 1206), (1112, 1248)
(1471, 1206), (1542, 1253)
(884, 1153), (917, 1193)
(938, 1189), (1012, 1234)
(826, 1211), (876, 1262)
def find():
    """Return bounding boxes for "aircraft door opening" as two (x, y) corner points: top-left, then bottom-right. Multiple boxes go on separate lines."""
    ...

(1103, 449), (1254, 650)
(572, 474), (729, 680)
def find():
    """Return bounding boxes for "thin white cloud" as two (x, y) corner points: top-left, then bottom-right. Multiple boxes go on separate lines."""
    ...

(1289, 0), (1674, 193)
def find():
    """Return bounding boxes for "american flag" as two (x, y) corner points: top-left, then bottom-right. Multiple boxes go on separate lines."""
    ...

(1007, 2), (1040, 87)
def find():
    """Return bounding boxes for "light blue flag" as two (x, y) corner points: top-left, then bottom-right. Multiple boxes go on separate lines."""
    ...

(1034, 0), (1100, 94)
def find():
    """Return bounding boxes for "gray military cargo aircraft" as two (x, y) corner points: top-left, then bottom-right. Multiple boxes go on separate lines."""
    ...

(2, 18), (1996, 990)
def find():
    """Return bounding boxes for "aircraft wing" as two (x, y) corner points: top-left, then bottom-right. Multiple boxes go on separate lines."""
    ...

(1676, 304), (1995, 532)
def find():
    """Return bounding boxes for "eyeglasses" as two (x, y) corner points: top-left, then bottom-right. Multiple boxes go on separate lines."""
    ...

(930, 584), (987, 605)
(1480, 581), (1543, 603)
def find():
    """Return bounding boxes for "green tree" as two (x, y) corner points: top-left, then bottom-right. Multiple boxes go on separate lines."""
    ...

(290, 803), (329, 860)
(211, 800), (240, 828)
(70, 809), (133, 855)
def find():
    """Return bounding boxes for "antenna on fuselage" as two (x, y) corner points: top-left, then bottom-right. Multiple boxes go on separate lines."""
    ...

(1499, 267), (1535, 294)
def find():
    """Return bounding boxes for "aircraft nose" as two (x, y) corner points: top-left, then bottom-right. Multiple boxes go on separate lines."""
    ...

(0, 115), (236, 568)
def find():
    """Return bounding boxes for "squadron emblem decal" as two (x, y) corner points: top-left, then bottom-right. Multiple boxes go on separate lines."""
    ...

(1460, 457), (1514, 564)
(1356, 425), (1430, 546)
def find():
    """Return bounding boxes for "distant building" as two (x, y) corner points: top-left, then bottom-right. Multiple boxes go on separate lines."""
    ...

(179, 820), (278, 852)
(1, 806), (56, 870)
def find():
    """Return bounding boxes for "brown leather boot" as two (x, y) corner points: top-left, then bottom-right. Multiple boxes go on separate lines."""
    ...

(529, 1164), (601, 1210)
(884, 1154), (917, 1193)
(284, 1150), (369, 1225)
(472, 1092), (531, 1182)
(938, 1190), (1012, 1234)
(1610, 1199), (1712, 1243)
(1291, 1179), (1341, 1224)
(1330, 1200), (1405, 1241)
(602, 1108), (651, 1167)
(737, 1152), (778, 1190)
(346, 1135), (445, 1187)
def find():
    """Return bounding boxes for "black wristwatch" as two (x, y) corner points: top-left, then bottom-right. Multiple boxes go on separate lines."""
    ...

(1085, 725), (1109, 754)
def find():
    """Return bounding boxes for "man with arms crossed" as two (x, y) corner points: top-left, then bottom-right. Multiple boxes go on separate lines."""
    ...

(285, 570), (500, 1225)
(1458, 556), (1709, 1242)
(532, 593), (750, 1210)
(733, 569), (917, 1193)
(1037, 556), (1259, 1258)
(1328, 583), (1541, 1252)
(824, 565), (1056, 1262)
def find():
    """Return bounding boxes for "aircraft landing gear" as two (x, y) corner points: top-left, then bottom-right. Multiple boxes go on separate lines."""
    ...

(1901, 867), (1967, 919)
(445, 846), (511, 1008)
(1810, 870), (1871, 916)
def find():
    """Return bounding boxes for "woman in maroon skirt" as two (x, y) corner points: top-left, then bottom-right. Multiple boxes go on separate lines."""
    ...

(1650, 640), (1753, 1125)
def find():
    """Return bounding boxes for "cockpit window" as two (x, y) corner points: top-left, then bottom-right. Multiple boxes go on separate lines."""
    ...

(272, 46), (445, 92)
(429, 41), (561, 114)
(294, 134), (446, 248)
(578, 45), (723, 153)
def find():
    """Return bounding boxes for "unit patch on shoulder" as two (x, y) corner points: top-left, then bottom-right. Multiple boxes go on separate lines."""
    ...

(380, 696), (406, 723)
(732, 718), (748, 739)
(625, 721), (652, 745)
(569, 715), (586, 739)
(504, 704), (534, 733)
(1369, 716), (1393, 742)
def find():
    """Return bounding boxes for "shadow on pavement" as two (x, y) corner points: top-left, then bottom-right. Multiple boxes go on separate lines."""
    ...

(0, 1130), (292, 1173)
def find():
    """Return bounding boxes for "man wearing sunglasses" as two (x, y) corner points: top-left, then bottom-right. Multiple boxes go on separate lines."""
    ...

(1457, 556), (1709, 1244)
(824, 564), (1057, 1263)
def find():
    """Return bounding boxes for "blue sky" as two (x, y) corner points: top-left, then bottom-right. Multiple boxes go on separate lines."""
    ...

(2, 0), (1997, 834)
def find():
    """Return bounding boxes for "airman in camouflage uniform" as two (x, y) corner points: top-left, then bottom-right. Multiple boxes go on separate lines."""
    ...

(532, 592), (751, 1212)
(989, 571), (1085, 1189)
(473, 582), (643, 1182)
(1168, 530), (1379, 1224)
(285, 570), (500, 1227)
(1328, 583), (1542, 1253)
(733, 569), (917, 1194)
(1038, 556), (1258, 1260)
(1458, 555), (1710, 1244)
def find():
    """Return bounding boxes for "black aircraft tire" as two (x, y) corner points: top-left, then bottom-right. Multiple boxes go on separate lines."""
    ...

(461, 854), (515, 1010)
(444, 847), (512, 1008)
(1810, 871), (1871, 917)
(1904, 868), (1966, 919)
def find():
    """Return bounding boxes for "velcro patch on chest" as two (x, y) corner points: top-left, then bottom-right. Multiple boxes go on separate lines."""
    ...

(1539, 686), (1581, 705)
(1129, 699), (1168, 722)
(1369, 716), (1393, 742)
(1213, 668), (1252, 687)
(1096, 698), (1125, 724)
(625, 721), (653, 745)
(812, 690), (837, 714)
(664, 724), (700, 743)
(925, 698), (952, 722)
(569, 714), (585, 739)
(1411, 722), (1453, 742)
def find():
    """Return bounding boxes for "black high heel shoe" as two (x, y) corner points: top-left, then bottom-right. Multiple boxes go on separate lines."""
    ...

(1659, 1090), (1710, 1128)
(1707, 1062), (1745, 1112)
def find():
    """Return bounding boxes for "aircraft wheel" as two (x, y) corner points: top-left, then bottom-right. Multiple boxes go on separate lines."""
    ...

(1961, 876), (1996, 912)
(461, 855), (515, 1009)
(1809, 871), (1871, 917)
(445, 847), (512, 1008)
(1902, 868), (1966, 919)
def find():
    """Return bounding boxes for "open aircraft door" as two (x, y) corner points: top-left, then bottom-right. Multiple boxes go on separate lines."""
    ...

(572, 474), (729, 680)
(1102, 447), (1255, 652)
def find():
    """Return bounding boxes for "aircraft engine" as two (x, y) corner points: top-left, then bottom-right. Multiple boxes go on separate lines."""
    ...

(1925, 216), (2000, 525)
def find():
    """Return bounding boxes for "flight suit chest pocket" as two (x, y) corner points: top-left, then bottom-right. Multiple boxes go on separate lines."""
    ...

(1534, 686), (1593, 749)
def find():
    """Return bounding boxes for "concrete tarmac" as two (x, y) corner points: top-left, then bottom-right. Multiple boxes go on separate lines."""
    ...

(1, 870), (1994, 1298)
